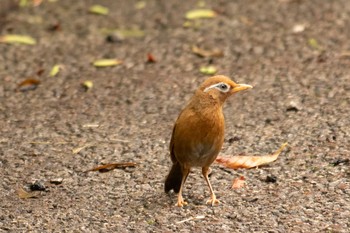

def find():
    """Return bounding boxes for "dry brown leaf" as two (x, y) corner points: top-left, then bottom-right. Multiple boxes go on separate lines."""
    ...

(216, 143), (288, 169)
(147, 53), (156, 63)
(85, 162), (137, 173)
(231, 176), (246, 189)
(192, 45), (224, 58)
(17, 188), (38, 199)
(17, 78), (40, 92)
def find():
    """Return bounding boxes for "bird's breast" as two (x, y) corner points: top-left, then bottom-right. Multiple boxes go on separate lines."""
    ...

(173, 107), (225, 167)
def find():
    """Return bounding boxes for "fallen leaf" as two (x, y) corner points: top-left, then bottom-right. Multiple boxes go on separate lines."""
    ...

(49, 64), (61, 77)
(82, 80), (93, 91)
(192, 45), (224, 58)
(185, 9), (217, 20)
(200, 66), (217, 75)
(17, 78), (40, 92)
(19, 0), (28, 7)
(216, 143), (288, 169)
(85, 162), (137, 173)
(0, 34), (36, 45)
(17, 188), (38, 199)
(101, 28), (146, 39)
(231, 176), (245, 189)
(147, 53), (156, 63)
(93, 59), (123, 67)
(89, 5), (109, 15)
(115, 29), (145, 38)
(308, 38), (320, 50)
(135, 1), (146, 9)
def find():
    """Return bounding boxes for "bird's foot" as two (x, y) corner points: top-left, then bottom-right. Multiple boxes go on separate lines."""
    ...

(176, 196), (188, 207)
(206, 195), (220, 206)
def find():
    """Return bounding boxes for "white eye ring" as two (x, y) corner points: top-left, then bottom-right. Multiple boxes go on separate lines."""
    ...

(204, 82), (230, 93)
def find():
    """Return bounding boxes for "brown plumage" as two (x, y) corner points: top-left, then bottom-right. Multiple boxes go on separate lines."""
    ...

(164, 75), (252, 207)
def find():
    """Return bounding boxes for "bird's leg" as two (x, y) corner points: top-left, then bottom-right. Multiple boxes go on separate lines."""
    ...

(202, 167), (219, 206)
(176, 167), (190, 207)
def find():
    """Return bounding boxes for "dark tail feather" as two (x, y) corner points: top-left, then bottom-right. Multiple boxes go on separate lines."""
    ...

(164, 162), (182, 193)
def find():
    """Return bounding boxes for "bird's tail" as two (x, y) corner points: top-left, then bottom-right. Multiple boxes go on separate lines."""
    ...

(164, 162), (182, 193)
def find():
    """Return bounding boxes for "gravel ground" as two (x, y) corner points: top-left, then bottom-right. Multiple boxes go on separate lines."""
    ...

(0, 0), (349, 232)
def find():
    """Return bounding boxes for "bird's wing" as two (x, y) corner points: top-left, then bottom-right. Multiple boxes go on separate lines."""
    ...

(169, 123), (178, 163)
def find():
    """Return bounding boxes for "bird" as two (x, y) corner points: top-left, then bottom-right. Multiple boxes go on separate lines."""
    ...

(164, 75), (252, 207)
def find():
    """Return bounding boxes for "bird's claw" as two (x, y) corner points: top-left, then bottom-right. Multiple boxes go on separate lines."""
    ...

(206, 196), (220, 206)
(176, 200), (188, 207)
(176, 195), (188, 207)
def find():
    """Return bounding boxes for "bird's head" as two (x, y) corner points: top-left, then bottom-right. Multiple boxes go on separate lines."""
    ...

(198, 75), (252, 103)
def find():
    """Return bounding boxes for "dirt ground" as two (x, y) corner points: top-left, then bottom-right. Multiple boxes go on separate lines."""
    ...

(0, 0), (349, 232)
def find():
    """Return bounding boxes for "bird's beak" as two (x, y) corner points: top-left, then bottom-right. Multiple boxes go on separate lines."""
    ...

(231, 84), (253, 93)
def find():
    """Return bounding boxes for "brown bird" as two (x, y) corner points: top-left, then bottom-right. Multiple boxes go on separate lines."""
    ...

(164, 75), (252, 207)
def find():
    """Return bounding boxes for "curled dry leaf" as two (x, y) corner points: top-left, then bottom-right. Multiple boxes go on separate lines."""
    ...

(231, 176), (246, 189)
(185, 9), (217, 20)
(17, 78), (40, 92)
(0, 34), (36, 45)
(192, 45), (224, 58)
(93, 59), (123, 67)
(216, 143), (288, 169)
(85, 162), (137, 173)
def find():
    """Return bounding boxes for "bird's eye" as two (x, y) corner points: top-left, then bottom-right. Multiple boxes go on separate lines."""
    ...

(216, 83), (229, 92)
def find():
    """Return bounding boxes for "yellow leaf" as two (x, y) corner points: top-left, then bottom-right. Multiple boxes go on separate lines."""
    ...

(0, 34), (36, 45)
(216, 143), (288, 169)
(93, 59), (123, 67)
(19, 0), (28, 7)
(89, 5), (109, 15)
(17, 188), (38, 199)
(308, 38), (320, 49)
(49, 64), (61, 77)
(185, 9), (217, 20)
(200, 66), (217, 75)
(135, 1), (146, 9)
(82, 80), (93, 91)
